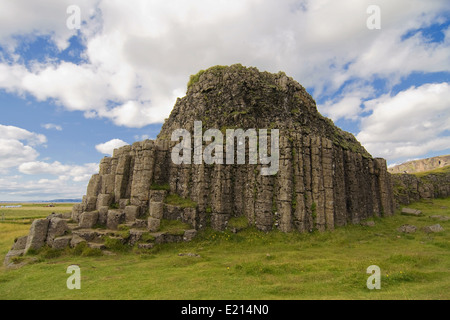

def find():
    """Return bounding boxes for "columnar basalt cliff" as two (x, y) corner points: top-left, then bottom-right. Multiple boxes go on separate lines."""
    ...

(76, 64), (395, 233)
(391, 167), (450, 205)
(4, 65), (396, 265)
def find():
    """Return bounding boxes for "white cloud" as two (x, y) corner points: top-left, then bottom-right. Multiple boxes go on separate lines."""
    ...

(0, 124), (46, 170)
(18, 161), (98, 182)
(0, 0), (448, 129)
(42, 123), (62, 131)
(95, 139), (129, 156)
(0, 175), (90, 201)
(357, 82), (450, 161)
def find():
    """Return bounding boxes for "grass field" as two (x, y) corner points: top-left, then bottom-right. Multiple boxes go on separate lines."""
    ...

(0, 203), (73, 224)
(0, 199), (449, 300)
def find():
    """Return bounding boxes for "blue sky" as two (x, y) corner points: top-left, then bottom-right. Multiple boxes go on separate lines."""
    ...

(0, 0), (449, 201)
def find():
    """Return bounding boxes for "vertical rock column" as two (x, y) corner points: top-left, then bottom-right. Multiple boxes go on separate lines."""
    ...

(292, 133), (308, 232)
(311, 136), (326, 231)
(375, 158), (395, 216)
(276, 133), (293, 232)
(332, 146), (347, 227)
(130, 140), (157, 214)
(322, 138), (334, 231)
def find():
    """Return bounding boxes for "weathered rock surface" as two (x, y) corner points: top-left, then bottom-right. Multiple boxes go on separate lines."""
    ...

(5, 65), (400, 265)
(388, 155), (450, 174)
(401, 208), (422, 216)
(70, 64), (395, 234)
(397, 225), (417, 234)
(46, 217), (69, 247)
(422, 224), (444, 233)
(392, 170), (450, 205)
(25, 219), (50, 253)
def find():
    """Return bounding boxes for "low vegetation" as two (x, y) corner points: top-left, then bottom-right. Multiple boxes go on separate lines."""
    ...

(0, 198), (449, 299)
(164, 194), (197, 209)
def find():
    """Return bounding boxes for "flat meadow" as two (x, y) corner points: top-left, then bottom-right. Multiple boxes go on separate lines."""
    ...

(0, 199), (449, 300)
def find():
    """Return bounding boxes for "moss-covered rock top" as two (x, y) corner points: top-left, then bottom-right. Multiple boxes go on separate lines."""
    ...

(158, 64), (371, 158)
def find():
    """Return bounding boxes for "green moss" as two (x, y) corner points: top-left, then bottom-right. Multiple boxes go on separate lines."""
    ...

(165, 194), (197, 209)
(150, 183), (170, 191)
(104, 237), (129, 253)
(109, 202), (119, 210)
(311, 202), (317, 220)
(139, 233), (156, 243)
(187, 70), (205, 89)
(159, 219), (191, 235)
(228, 216), (249, 230)
(187, 65), (228, 89)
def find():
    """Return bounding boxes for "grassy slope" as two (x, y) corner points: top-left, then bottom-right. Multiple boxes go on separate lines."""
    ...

(0, 199), (449, 300)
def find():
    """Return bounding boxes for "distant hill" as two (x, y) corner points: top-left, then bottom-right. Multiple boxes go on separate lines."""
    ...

(388, 155), (450, 174)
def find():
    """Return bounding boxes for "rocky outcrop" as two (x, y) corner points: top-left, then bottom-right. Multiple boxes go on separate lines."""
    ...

(73, 65), (395, 233)
(388, 155), (450, 174)
(391, 169), (450, 205)
(4, 65), (397, 265)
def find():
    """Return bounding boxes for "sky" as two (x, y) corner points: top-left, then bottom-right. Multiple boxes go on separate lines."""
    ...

(0, 0), (449, 201)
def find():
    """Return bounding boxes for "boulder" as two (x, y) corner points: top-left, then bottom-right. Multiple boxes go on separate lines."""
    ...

(183, 229), (197, 242)
(70, 234), (87, 248)
(52, 235), (73, 250)
(107, 210), (125, 230)
(125, 205), (140, 222)
(150, 202), (164, 219)
(12, 236), (28, 250)
(422, 224), (444, 233)
(397, 224), (417, 234)
(429, 215), (450, 222)
(97, 193), (112, 208)
(98, 206), (109, 225)
(148, 218), (161, 232)
(401, 208), (422, 216)
(131, 219), (147, 229)
(79, 211), (99, 229)
(46, 217), (69, 247)
(25, 219), (50, 253)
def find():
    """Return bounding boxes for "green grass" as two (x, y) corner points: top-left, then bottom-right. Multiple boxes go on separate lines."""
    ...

(413, 165), (450, 178)
(0, 203), (73, 224)
(159, 219), (192, 235)
(164, 194), (197, 209)
(0, 199), (449, 299)
(150, 183), (170, 191)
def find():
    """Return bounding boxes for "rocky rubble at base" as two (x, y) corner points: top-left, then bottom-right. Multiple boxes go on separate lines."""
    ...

(3, 199), (197, 268)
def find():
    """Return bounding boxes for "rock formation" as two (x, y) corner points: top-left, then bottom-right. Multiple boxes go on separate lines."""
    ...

(388, 155), (450, 174)
(76, 64), (395, 233)
(5, 64), (396, 264)
(391, 167), (450, 205)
